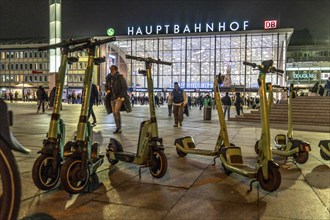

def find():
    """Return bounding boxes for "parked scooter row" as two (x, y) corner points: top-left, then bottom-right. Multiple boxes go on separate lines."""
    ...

(31, 38), (326, 195)
(176, 60), (283, 192)
(32, 38), (169, 194)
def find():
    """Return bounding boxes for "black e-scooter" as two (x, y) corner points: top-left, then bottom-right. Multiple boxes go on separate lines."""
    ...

(106, 55), (170, 178)
(32, 38), (90, 190)
(60, 37), (116, 194)
(0, 99), (30, 220)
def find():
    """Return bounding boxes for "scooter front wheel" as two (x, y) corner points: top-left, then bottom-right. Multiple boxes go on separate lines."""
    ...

(257, 166), (281, 192)
(149, 150), (167, 178)
(294, 151), (309, 164)
(60, 157), (89, 194)
(32, 154), (60, 190)
(0, 141), (21, 220)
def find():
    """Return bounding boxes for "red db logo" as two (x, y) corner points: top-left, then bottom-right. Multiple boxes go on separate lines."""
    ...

(264, 20), (278, 29)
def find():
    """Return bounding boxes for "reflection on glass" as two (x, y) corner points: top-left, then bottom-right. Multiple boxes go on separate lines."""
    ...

(112, 32), (288, 88)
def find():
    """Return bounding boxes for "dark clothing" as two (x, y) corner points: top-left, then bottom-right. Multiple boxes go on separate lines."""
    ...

(88, 84), (99, 123)
(49, 87), (56, 107)
(36, 87), (47, 113)
(90, 84), (99, 105)
(105, 72), (128, 101)
(105, 72), (132, 114)
(222, 94), (232, 119)
(172, 88), (185, 104)
(234, 94), (243, 116)
(221, 95), (231, 106)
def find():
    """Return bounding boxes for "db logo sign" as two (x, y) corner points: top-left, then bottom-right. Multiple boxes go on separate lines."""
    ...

(264, 20), (278, 29)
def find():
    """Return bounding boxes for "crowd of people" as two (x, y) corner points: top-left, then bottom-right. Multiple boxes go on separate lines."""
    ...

(3, 76), (330, 133)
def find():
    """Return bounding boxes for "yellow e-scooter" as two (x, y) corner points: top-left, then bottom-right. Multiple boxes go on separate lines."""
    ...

(255, 83), (311, 164)
(174, 74), (232, 165)
(60, 37), (116, 194)
(219, 60), (282, 192)
(106, 55), (170, 178)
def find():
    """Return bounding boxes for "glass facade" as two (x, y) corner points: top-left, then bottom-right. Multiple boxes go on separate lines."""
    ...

(110, 29), (292, 91)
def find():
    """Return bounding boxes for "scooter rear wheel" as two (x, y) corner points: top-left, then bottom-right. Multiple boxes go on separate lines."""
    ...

(106, 139), (123, 165)
(149, 150), (167, 178)
(32, 154), (60, 190)
(60, 157), (89, 194)
(257, 166), (281, 192)
(294, 151), (309, 164)
(320, 149), (330, 160)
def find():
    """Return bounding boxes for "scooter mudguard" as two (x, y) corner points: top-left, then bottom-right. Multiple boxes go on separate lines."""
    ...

(289, 139), (311, 152)
(174, 136), (196, 149)
(274, 134), (286, 149)
(220, 147), (243, 165)
(319, 140), (330, 151)
(0, 99), (30, 154)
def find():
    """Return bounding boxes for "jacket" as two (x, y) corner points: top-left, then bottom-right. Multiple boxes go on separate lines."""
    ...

(105, 72), (132, 114)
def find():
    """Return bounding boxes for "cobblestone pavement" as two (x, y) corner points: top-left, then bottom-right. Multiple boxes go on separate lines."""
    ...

(5, 102), (330, 220)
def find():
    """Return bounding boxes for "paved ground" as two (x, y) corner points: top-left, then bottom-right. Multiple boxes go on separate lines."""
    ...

(5, 102), (330, 220)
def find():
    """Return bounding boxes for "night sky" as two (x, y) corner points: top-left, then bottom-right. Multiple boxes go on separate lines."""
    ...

(0, 0), (329, 44)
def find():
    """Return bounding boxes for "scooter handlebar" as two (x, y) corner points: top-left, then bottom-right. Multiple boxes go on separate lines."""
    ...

(38, 38), (91, 51)
(243, 61), (257, 68)
(126, 55), (172, 66)
(68, 37), (116, 51)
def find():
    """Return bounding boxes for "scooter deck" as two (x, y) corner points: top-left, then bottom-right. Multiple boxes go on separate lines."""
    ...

(114, 151), (136, 163)
(183, 148), (218, 156)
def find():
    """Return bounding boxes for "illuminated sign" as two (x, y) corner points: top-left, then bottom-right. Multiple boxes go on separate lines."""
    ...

(264, 20), (278, 29)
(128, 21), (249, 35)
(293, 73), (315, 79)
(107, 28), (115, 36)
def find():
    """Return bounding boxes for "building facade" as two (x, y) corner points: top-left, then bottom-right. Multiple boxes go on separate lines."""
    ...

(3, 28), (318, 100)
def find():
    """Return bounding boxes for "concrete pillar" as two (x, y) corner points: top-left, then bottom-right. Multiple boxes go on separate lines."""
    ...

(49, 0), (61, 74)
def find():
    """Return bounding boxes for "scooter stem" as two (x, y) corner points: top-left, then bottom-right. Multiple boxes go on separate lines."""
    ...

(48, 52), (68, 139)
(146, 63), (159, 138)
(76, 48), (95, 141)
(259, 74), (272, 161)
(287, 83), (293, 139)
(214, 76), (230, 147)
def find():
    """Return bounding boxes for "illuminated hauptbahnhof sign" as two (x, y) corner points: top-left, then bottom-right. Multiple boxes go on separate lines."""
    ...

(104, 19), (292, 93)
(127, 21), (249, 35)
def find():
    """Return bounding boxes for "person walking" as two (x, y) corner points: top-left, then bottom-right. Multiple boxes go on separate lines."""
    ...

(88, 84), (99, 126)
(234, 92), (243, 116)
(172, 82), (187, 127)
(221, 92), (232, 120)
(167, 92), (173, 116)
(325, 77), (330, 96)
(105, 65), (132, 134)
(36, 86), (47, 113)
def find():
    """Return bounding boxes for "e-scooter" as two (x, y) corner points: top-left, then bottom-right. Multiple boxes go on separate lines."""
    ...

(318, 140), (330, 160)
(60, 37), (116, 194)
(220, 60), (282, 192)
(255, 83), (311, 164)
(32, 38), (90, 190)
(174, 74), (232, 164)
(106, 55), (170, 178)
(0, 99), (30, 220)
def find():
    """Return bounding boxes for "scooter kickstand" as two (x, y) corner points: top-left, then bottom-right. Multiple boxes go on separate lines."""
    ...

(138, 166), (147, 179)
(212, 156), (219, 166)
(247, 179), (258, 193)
